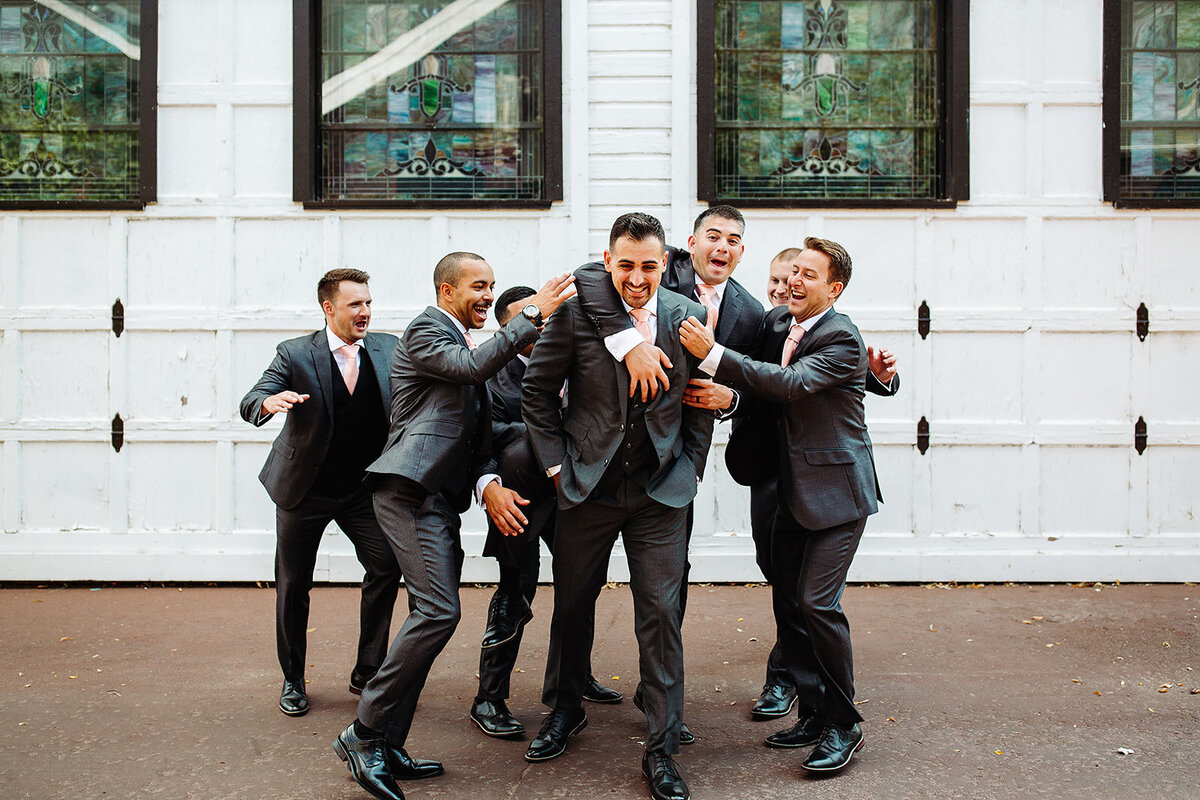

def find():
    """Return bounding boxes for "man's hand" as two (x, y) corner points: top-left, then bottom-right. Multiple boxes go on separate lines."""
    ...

(482, 480), (530, 537)
(624, 341), (672, 401)
(528, 273), (577, 319)
(679, 316), (715, 360)
(867, 345), (898, 385)
(262, 391), (310, 415)
(683, 378), (733, 411)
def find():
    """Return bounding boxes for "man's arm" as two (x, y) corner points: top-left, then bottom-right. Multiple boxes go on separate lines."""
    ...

(521, 303), (576, 475)
(866, 345), (900, 396)
(239, 344), (308, 426)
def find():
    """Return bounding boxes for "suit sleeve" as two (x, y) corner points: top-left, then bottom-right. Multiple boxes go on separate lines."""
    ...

(406, 315), (539, 385)
(572, 260), (636, 339)
(866, 372), (899, 397)
(239, 343), (292, 427)
(521, 303), (575, 473)
(680, 299), (716, 478)
(714, 326), (863, 404)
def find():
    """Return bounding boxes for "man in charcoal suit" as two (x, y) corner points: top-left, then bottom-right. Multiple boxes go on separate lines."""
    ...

(521, 213), (714, 800)
(331, 252), (574, 800)
(239, 268), (403, 717)
(469, 286), (622, 741)
(681, 236), (881, 774)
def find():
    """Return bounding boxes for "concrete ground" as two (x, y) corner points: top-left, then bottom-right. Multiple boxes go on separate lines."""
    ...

(1, 583), (1197, 800)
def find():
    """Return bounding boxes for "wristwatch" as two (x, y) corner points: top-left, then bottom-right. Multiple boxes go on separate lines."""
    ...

(521, 304), (543, 326)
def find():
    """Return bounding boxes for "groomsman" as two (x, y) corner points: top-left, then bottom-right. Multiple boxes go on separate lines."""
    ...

(469, 286), (622, 741)
(681, 237), (880, 774)
(332, 253), (574, 800)
(239, 268), (402, 718)
(522, 213), (714, 800)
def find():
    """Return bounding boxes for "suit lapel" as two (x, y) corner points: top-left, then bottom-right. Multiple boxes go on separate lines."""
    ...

(309, 330), (335, 423)
(797, 309), (838, 357)
(767, 307), (793, 362)
(715, 283), (741, 343)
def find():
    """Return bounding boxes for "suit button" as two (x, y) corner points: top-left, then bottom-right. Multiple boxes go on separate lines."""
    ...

(626, 443), (632, 449)
(620, 424), (625, 431)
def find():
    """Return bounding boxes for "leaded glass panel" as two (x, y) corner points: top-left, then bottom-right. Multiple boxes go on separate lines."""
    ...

(0, 0), (141, 203)
(1119, 0), (1200, 200)
(319, 0), (546, 202)
(712, 0), (940, 201)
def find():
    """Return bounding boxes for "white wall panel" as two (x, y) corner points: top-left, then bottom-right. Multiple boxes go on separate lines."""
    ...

(1042, 0), (1102, 85)
(157, 108), (219, 199)
(1147, 447), (1200, 533)
(931, 447), (1023, 535)
(18, 218), (110, 307)
(1042, 218), (1134, 308)
(1039, 447), (1129, 534)
(127, 444), (218, 531)
(929, 219), (1027, 308)
(871, 445), (915, 534)
(234, 442), (274, 531)
(1042, 106), (1103, 199)
(20, 444), (111, 530)
(823, 218), (918, 309)
(157, 0), (219, 85)
(126, 332), (219, 421)
(971, 2), (1026, 85)
(234, 0), (291, 84)
(233, 331), (300, 399)
(233, 107), (293, 199)
(445, 218), (543, 288)
(19, 333), (109, 420)
(1146, 334), (1200, 421)
(1039, 333), (1131, 422)
(1148, 220), (1200, 307)
(233, 220), (324, 309)
(128, 220), (220, 308)
(339, 218), (436, 300)
(970, 106), (1028, 200)
(931, 333), (1024, 422)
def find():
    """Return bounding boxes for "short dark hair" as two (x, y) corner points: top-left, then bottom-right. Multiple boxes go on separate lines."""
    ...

(608, 212), (666, 253)
(317, 268), (370, 307)
(433, 251), (486, 294)
(693, 204), (745, 236)
(495, 285), (537, 325)
(803, 236), (852, 288)
(771, 247), (802, 266)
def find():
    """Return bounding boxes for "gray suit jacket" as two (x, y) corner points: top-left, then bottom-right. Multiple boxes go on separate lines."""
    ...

(366, 306), (540, 506)
(716, 305), (880, 530)
(239, 329), (398, 510)
(522, 291), (716, 510)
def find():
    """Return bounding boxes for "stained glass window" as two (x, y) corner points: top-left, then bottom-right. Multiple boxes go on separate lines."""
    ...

(703, 0), (961, 205)
(1116, 0), (1200, 202)
(313, 0), (557, 205)
(0, 0), (146, 205)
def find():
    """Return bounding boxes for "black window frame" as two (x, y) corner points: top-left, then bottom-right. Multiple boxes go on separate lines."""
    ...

(0, 0), (156, 211)
(1103, 0), (1200, 208)
(697, 0), (968, 209)
(293, 0), (563, 210)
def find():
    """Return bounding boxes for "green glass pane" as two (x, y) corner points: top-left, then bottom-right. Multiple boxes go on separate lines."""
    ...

(1155, 53), (1177, 120)
(105, 61), (128, 124)
(870, 1), (914, 49)
(781, 1), (805, 49)
(846, 2), (869, 49)
(738, 52), (761, 121)
(1178, 53), (1199, 118)
(758, 0), (781, 49)
(737, 130), (761, 176)
(738, 1), (762, 49)
(760, 51), (782, 120)
(1131, 1), (1175, 48)
(0, 7), (20, 53)
(844, 54), (870, 123)
(343, 4), (365, 51)
(1129, 128), (1155, 175)
(495, 54), (519, 126)
(1154, 128), (1176, 173)
(1179, 1), (1200, 46)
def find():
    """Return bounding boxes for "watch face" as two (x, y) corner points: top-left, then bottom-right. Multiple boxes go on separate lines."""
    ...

(524, 304), (540, 318)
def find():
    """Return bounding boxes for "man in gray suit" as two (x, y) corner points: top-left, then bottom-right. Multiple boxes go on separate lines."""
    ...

(240, 268), (403, 717)
(521, 213), (715, 800)
(332, 253), (574, 800)
(681, 236), (880, 774)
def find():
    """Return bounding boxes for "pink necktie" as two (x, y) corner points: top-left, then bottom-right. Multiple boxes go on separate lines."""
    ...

(339, 344), (360, 394)
(780, 324), (803, 367)
(630, 308), (653, 344)
(463, 330), (477, 350)
(696, 283), (719, 329)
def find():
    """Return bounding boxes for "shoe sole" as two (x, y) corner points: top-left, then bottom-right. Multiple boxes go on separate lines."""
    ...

(581, 692), (623, 705)
(349, 684), (364, 696)
(523, 716), (588, 762)
(800, 737), (865, 772)
(469, 713), (526, 739)
(750, 694), (798, 720)
(280, 703), (309, 717)
(764, 734), (820, 749)
(480, 611), (534, 650)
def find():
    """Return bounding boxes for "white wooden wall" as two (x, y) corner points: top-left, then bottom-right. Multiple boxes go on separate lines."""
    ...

(1, 0), (1197, 583)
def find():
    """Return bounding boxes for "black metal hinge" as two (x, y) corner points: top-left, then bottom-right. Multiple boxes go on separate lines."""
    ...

(1136, 302), (1149, 341)
(918, 300), (930, 340)
(917, 416), (930, 454)
(1134, 416), (1147, 455)
(111, 413), (124, 453)
(112, 298), (124, 337)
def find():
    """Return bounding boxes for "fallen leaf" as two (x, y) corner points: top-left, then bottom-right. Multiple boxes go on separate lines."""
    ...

(1046, 643), (1055, 648)
(68, 675), (77, 679)
(1190, 688), (1199, 694)
(306, 627), (317, 633)
(1022, 620), (1032, 624)
(1116, 747), (1134, 755)
(886, 717), (896, 722)
(1148, 708), (1155, 713)
(854, 699), (869, 705)
(1093, 691), (1102, 696)
(1163, 642), (1171, 647)
(59, 637), (71, 642)
(1158, 687), (1168, 693)
(994, 750), (1004, 756)
(748, 637), (758, 642)
(1032, 616), (1043, 621)
(1072, 679), (1081, 684)
(929, 624), (937, 632)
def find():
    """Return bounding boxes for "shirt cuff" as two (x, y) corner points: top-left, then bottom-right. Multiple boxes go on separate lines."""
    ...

(604, 328), (645, 361)
(716, 388), (740, 420)
(475, 474), (500, 507)
(698, 343), (725, 376)
(545, 464), (562, 477)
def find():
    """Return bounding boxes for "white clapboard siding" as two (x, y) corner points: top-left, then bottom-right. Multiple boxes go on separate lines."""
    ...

(1, 0), (1198, 583)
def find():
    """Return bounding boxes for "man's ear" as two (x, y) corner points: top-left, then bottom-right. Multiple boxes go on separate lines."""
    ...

(603, 250), (613, 272)
(321, 300), (334, 316)
(828, 281), (845, 301)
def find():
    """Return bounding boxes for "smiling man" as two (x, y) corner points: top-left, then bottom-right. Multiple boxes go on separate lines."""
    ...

(240, 268), (403, 719)
(332, 253), (575, 800)
(522, 213), (714, 800)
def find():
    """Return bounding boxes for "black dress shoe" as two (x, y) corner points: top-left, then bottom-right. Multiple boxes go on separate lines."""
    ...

(641, 750), (689, 800)
(582, 674), (623, 704)
(801, 723), (864, 773)
(481, 591), (533, 650)
(333, 723), (405, 800)
(764, 713), (825, 748)
(470, 699), (525, 738)
(633, 687), (694, 745)
(524, 708), (587, 762)
(349, 668), (376, 697)
(386, 746), (443, 781)
(751, 683), (798, 720)
(280, 680), (309, 717)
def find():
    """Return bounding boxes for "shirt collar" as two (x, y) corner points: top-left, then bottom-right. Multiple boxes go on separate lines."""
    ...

(325, 326), (360, 352)
(431, 304), (469, 337)
(793, 305), (834, 332)
(619, 292), (659, 317)
(692, 272), (726, 304)
(517, 353), (530, 366)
